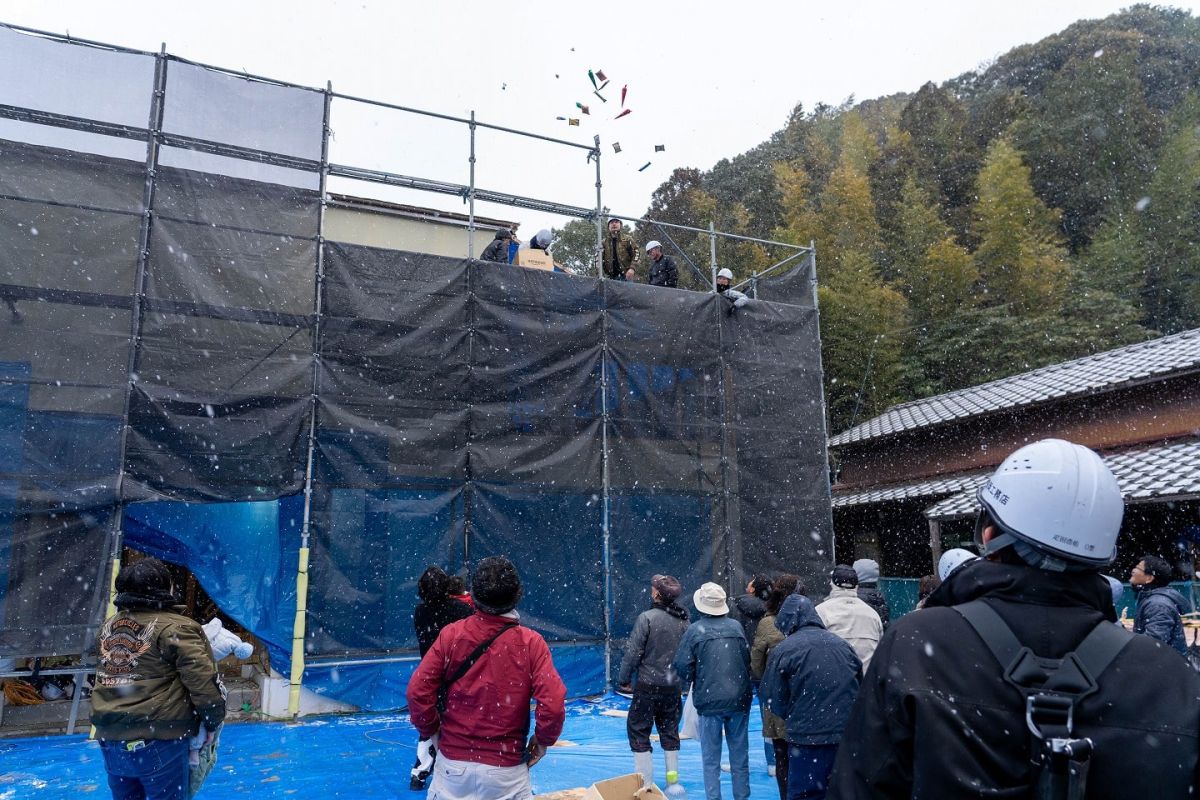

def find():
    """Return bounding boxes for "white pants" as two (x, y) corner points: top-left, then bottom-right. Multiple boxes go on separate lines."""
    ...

(428, 755), (532, 800)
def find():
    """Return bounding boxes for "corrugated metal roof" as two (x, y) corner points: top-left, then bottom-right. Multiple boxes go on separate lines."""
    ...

(924, 438), (1200, 521)
(830, 329), (1200, 447)
(832, 472), (988, 509)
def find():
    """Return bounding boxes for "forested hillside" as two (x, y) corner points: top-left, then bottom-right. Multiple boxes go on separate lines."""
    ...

(562, 6), (1200, 435)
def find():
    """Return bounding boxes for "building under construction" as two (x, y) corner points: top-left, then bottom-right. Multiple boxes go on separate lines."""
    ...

(0, 22), (832, 722)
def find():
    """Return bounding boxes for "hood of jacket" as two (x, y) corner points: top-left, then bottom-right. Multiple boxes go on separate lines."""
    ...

(775, 594), (824, 636)
(925, 557), (1116, 621)
(1136, 584), (1189, 613)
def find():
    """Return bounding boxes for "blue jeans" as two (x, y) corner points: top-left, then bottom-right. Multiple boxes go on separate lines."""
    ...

(786, 743), (838, 800)
(698, 712), (750, 800)
(100, 737), (189, 800)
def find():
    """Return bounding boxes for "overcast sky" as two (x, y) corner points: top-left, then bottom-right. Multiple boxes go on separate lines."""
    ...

(4, 1), (1196, 239)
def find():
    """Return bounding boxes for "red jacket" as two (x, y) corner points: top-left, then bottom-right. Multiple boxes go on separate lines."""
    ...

(406, 610), (566, 767)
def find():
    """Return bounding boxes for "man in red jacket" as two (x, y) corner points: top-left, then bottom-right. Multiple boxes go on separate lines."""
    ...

(407, 556), (566, 799)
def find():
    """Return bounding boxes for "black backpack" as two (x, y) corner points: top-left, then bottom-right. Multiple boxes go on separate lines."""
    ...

(954, 601), (1133, 800)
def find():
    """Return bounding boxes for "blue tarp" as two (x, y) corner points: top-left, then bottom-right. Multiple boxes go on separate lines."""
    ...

(119, 497), (608, 710)
(0, 695), (782, 798)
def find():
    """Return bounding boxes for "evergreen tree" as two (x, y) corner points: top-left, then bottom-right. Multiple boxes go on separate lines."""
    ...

(1137, 97), (1200, 332)
(972, 137), (1069, 311)
(1014, 48), (1160, 250)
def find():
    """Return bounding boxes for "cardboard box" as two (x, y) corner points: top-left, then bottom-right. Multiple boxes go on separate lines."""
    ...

(582, 773), (667, 800)
(515, 248), (555, 271)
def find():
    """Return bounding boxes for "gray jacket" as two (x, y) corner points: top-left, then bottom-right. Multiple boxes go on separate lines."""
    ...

(618, 603), (689, 688)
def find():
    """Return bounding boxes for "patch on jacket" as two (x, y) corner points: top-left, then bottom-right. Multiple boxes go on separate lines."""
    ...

(97, 616), (157, 686)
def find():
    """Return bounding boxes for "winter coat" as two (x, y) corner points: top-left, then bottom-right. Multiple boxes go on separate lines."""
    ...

(91, 605), (226, 741)
(856, 584), (890, 630)
(761, 595), (861, 746)
(733, 593), (767, 645)
(816, 586), (882, 670)
(406, 609), (566, 767)
(827, 559), (1200, 799)
(648, 254), (678, 287)
(603, 231), (638, 279)
(749, 611), (787, 740)
(618, 602), (690, 689)
(413, 597), (474, 657)
(1134, 585), (1189, 654)
(480, 233), (512, 264)
(672, 613), (752, 716)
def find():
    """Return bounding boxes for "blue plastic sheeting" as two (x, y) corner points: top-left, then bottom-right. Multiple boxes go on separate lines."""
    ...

(0, 695), (782, 799)
(121, 496), (303, 670)
(302, 643), (608, 712)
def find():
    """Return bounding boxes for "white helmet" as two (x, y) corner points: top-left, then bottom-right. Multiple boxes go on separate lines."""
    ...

(975, 439), (1123, 569)
(938, 548), (978, 582)
(645, 240), (662, 252)
(717, 268), (734, 280)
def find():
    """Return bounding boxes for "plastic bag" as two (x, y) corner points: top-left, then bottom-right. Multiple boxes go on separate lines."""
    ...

(680, 691), (698, 740)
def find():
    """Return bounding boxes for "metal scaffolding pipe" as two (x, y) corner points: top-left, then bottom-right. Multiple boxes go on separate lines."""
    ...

(468, 110), (477, 259)
(289, 82), (334, 719)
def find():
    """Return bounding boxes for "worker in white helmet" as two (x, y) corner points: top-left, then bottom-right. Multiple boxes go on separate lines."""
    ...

(830, 439), (1200, 798)
(715, 268), (749, 310)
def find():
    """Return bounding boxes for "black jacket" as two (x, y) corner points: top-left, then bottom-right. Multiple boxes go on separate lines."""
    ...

(828, 559), (1200, 799)
(413, 598), (473, 656)
(761, 595), (861, 746)
(733, 593), (767, 645)
(648, 254), (678, 287)
(481, 234), (511, 264)
(618, 602), (689, 688)
(856, 584), (890, 630)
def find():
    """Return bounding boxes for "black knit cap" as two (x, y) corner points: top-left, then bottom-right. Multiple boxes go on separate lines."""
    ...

(116, 557), (172, 596)
(831, 564), (859, 589)
(472, 556), (524, 615)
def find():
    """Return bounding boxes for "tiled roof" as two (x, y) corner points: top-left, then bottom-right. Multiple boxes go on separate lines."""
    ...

(830, 329), (1200, 447)
(832, 472), (988, 509)
(924, 438), (1200, 521)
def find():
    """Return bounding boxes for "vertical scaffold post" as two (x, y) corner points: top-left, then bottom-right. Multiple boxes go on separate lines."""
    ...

(290, 81), (334, 720)
(600, 282), (613, 689)
(709, 220), (718, 292)
(468, 110), (477, 259)
(106, 44), (169, 611)
(594, 135), (603, 277)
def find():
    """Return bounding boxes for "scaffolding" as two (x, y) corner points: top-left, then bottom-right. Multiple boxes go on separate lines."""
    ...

(0, 21), (832, 720)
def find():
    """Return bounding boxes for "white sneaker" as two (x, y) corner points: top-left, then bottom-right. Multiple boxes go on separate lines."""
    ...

(768, 765), (776, 777)
(721, 762), (731, 772)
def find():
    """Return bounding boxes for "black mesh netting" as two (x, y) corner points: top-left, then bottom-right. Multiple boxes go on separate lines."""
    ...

(0, 29), (832, 665)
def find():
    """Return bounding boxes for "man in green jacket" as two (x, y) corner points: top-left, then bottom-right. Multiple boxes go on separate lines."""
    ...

(91, 557), (226, 800)
(603, 217), (639, 280)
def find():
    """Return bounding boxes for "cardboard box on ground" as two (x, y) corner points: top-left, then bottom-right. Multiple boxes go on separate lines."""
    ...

(534, 773), (667, 800)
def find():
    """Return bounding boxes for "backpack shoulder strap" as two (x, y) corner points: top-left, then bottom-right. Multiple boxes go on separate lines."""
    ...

(1058, 619), (1132, 685)
(954, 600), (1023, 669)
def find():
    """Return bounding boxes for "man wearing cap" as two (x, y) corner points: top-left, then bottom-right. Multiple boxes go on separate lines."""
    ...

(602, 217), (638, 281)
(480, 229), (514, 264)
(645, 241), (678, 288)
(673, 582), (753, 800)
(815, 566), (883, 671)
(407, 556), (567, 800)
(829, 439), (1200, 798)
(618, 575), (690, 789)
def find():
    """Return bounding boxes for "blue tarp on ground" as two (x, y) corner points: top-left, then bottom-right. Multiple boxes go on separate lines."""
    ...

(0, 695), (782, 798)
